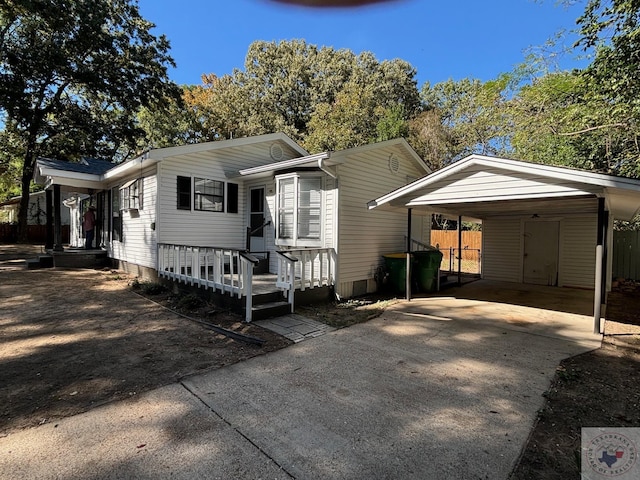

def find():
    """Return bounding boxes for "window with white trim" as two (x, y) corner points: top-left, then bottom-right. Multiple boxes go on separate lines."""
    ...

(111, 186), (122, 242)
(194, 177), (224, 212)
(176, 176), (238, 213)
(120, 178), (142, 210)
(276, 174), (322, 246)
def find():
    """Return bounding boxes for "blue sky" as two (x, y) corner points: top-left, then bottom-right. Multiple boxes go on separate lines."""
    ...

(138, 0), (589, 88)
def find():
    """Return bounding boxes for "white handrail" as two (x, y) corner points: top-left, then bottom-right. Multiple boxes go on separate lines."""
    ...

(276, 248), (337, 312)
(158, 244), (336, 320)
(404, 236), (431, 251)
(276, 251), (297, 313)
(157, 244), (257, 322)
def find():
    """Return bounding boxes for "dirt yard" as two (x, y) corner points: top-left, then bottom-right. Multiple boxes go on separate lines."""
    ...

(510, 284), (640, 478)
(0, 245), (291, 436)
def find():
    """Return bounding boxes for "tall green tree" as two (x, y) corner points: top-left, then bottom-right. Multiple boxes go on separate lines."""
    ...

(0, 124), (27, 202)
(573, 0), (640, 177)
(304, 79), (380, 151)
(183, 74), (249, 141)
(0, 0), (180, 241)
(171, 40), (421, 150)
(508, 70), (632, 174)
(406, 109), (454, 171)
(421, 74), (514, 163)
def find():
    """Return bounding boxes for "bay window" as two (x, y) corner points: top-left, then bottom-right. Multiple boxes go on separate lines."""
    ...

(276, 174), (322, 246)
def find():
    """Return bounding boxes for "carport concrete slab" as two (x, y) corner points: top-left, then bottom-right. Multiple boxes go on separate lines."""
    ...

(410, 280), (602, 349)
(0, 383), (290, 480)
(184, 288), (601, 480)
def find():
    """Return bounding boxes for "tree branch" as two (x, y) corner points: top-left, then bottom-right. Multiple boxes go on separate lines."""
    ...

(558, 123), (628, 136)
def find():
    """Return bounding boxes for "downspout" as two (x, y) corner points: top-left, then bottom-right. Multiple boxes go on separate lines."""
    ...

(319, 153), (339, 300)
(317, 154), (337, 179)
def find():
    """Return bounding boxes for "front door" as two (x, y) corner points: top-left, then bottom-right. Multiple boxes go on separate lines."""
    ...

(249, 187), (266, 255)
(523, 220), (559, 285)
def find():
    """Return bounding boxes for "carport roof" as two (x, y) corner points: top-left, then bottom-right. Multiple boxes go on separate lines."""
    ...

(368, 154), (640, 221)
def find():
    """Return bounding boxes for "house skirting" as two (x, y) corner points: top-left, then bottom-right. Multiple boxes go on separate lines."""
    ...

(110, 258), (158, 282)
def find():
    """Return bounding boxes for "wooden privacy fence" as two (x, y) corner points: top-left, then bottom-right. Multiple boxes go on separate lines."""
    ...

(0, 224), (70, 244)
(613, 230), (640, 281)
(430, 230), (482, 250)
(430, 230), (483, 274)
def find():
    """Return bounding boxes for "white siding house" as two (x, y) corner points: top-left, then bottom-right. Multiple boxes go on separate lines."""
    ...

(482, 217), (521, 283)
(34, 134), (431, 311)
(334, 142), (431, 298)
(108, 171), (158, 270)
(102, 134), (309, 277)
(237, 138), (432, 299)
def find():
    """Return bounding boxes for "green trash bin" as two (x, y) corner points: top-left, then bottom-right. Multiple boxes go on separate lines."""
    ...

(383, 253), (409, 293)
(412, 248), (443, 292)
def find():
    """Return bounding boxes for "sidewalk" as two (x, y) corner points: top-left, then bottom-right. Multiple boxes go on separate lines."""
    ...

(255, 313), (335, 342)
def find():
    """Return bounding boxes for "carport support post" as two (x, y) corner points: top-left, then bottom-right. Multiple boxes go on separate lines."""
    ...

(406, 208), (412, 301)
(593, 198), (605, 334)
(457, 215), (462, 287)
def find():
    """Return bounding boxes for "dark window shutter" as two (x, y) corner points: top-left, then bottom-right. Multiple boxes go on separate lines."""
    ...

(227, 183), (239, 213)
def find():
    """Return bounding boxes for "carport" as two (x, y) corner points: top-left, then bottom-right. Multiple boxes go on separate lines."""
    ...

(368, 155), (640, 333)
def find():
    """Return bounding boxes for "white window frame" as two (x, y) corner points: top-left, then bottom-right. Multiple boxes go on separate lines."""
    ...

(120, 178), (142, 210)
(194, 177), (224, 212)
(275, 173), (323, 247)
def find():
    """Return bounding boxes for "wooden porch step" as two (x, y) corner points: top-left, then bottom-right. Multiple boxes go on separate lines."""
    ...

(251, 301), (291, 322)
(25, 255), (54, 269)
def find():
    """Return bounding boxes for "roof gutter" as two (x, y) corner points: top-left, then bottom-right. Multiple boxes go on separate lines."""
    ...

(318, 153), (337, 179)
(101, 152), (158, 182)
(238, 151), (331, 177)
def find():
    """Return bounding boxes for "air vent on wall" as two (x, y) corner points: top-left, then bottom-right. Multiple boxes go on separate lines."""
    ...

(270, 143), (284, 161)
(389, 154), (400, 174)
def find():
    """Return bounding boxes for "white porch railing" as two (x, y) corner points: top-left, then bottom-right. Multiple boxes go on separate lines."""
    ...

(276, 248), (337, 313)
(157, 244), (258, 322)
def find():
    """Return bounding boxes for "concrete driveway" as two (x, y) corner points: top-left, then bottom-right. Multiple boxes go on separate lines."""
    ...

(0, 281), (601, 479)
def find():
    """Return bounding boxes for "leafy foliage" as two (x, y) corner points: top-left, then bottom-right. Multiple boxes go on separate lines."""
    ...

(421, 74), (514, 164)
(141, 40), (422, 153)
(0, 0), (180, 238)
(405, 109), (453, 172)
(573, 0), (640, 178)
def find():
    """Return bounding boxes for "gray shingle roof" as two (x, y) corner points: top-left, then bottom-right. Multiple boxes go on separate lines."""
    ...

(38, 157), (114, 175)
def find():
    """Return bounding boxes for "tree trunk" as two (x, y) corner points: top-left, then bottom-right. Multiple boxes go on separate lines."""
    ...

(17, 146), (36, 244)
